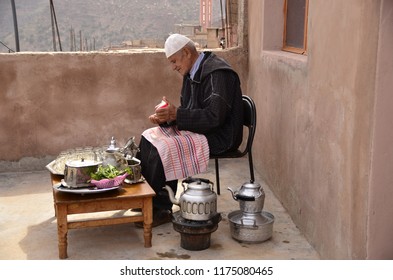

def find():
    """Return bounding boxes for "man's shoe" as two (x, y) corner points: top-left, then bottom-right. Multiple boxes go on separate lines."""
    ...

(135, 209), (172, 228)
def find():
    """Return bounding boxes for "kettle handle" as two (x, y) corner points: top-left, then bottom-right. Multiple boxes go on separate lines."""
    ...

(182, 177), (211, 185)
(182, 177), (214, 192)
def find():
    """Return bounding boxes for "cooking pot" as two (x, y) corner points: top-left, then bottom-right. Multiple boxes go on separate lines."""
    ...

(163, 177), (217, 221)
(64, 159), (100, 188)
(228, 181), (265, 213)
(228, 210), (274, 243)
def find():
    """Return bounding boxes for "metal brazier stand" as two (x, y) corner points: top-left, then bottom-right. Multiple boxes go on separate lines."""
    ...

(164, 178), (221, 251)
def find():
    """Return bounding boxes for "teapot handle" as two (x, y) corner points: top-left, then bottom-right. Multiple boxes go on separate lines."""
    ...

(235, 194), (255, 201)
(64, 165), (68, 177)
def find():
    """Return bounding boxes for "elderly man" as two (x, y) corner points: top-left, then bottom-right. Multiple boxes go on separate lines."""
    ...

(137, 34), (243, 227)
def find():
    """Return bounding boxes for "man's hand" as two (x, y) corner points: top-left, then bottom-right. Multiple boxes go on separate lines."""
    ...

(152, 96), (177, 124)
(148, 113), (161, 124)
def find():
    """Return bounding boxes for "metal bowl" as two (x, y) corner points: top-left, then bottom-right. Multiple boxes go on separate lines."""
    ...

(228, 210), (274, 243)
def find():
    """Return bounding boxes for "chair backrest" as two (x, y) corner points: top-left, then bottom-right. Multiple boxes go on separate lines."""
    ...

(242, 95), (257, 155)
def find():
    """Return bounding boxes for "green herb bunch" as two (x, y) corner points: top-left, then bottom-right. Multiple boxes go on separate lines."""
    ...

(90, 164), (132, 181)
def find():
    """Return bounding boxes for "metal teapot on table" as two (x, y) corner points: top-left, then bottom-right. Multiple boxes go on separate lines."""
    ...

(163, 177), (217, 221)
(102, 136), (128, 170)
(121, 136), (139, 159)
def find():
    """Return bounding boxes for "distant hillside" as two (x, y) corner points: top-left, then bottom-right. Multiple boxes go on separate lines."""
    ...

(0, 0), (222, 52)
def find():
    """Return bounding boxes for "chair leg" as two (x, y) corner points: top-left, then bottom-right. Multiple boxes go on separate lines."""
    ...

(215, 158), (221, 195)
(248, 152), (255, 183)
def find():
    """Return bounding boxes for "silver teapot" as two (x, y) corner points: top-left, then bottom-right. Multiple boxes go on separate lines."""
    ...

(102, 136), (128, 170)
(163, 177), (217, 221)
(121, 136), (139, 159)
(228, 181), (265, 213)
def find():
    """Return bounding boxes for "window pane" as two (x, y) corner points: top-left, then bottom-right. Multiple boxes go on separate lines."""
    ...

(285, 0), (306, 49)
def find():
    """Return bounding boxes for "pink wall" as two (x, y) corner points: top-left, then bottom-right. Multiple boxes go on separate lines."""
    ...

(368, 0), (393, 260)
(247, 0), (393, 259)
(0, 49), (248, 171)
(0, 52), (179, 163)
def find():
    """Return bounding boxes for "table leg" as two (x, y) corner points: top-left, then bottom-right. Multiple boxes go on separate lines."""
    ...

(56, 204), (68, 259)
(52, 190), (57, 217)
(142, 198), (153, 248)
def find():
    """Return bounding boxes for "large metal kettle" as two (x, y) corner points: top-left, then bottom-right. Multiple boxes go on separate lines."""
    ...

(228, 181), (265, 213)
(163, 177), (217, 221)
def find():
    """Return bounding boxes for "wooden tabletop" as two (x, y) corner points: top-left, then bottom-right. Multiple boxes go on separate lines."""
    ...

(50, 173), (155, 203)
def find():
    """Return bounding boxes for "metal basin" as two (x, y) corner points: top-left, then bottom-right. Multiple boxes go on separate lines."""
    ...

(228, 210), (274, 243)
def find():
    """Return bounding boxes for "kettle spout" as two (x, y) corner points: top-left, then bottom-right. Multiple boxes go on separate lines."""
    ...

(227, 187), (238, 200)
(163, 186), (179, 205)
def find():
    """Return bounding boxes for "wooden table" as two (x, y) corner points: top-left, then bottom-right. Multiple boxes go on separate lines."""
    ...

(50, 174), (155, 259)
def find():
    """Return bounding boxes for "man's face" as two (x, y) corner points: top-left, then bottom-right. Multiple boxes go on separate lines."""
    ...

(168, 48), (193, 76)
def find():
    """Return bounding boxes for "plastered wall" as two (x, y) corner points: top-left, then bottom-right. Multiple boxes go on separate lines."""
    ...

(0, 48), (248, 171)
(247, 0), (393, 259)
(367, 0), (393, 260)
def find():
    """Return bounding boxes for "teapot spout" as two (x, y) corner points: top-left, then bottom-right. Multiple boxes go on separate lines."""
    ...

(227, 187), (238, 200)
(163, 186), (179, 205)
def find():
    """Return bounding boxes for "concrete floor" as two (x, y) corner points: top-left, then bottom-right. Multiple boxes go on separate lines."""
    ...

(0, 158), (320, 260)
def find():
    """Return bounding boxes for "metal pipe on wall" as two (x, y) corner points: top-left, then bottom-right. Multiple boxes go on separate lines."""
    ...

(50, 0), (57, 51)
(225, 0), (230, 48)
(50, 0), (62, 51)
(10, 0), (20, 52)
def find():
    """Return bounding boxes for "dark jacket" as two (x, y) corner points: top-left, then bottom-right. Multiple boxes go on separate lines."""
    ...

(176, 52), (243, 155)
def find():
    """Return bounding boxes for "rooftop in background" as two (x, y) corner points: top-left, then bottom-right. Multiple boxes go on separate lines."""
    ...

(0, 0), (227, 53)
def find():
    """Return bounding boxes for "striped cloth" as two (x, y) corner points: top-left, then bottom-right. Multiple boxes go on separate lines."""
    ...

(142, 125), (210, 181)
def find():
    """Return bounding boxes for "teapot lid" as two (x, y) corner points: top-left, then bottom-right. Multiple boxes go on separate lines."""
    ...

(182, 177), (213, 191)
(238, 181), (264, 198)
(66, 159), (99, 167)
(183, 177), (211, 185)
(106, 136), (119, 153)
(242, 180), (262, 189)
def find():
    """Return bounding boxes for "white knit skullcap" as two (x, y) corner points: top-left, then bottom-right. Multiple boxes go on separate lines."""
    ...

(164, 34), (191, 58)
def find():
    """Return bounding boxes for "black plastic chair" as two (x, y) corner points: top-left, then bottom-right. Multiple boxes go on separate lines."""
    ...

(210, 95), (257, 195)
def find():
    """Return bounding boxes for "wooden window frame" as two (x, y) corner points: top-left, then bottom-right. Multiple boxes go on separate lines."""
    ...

(282, 0), (309, 55)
